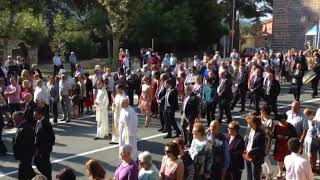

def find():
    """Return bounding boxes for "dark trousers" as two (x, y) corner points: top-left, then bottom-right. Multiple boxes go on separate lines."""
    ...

(218, 98), (232, 122)
(205, 101), (216, 126)
(127, 88), (134, 105)
(246, 160), (262, 180)
(158, 106), (165, 130)
(0, 122), (7, 155)
(50, 100), (58, 123)
(70, 63), (76, 77)
(35, 151), (52, 180)
(211, 164), (223, 180)
(18, 158), (36, 180)
(225, 168), (242, 180)
(78, 98), (84, 114)
(164, 108), (181, 136)
(311, 76), (319, 96)
(252, 93), (261, 113)
(181, 116), (194, 146)
(53, 65), (62, 76)
(231, 89), (246, 110)
(292, 84), (301, 101)
(265, 95), (278, 115)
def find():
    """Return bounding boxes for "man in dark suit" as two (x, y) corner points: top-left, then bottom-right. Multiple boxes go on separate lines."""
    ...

(264, 73), (280, 115)
(23, 93), (37, 128)
(292, 63), (304, 101)
(217, 70), (233, 123)
(34, 108), (55, 180)
(156, 73), (169, 132)
(226, 121), (245, 180)
(244, 115), (266, 180)
(12, 111), (36, 180)
(163, 79), (181, 138)
(181, 85), (199, 146)
(231, 65), (248, 112)
(249, 68), (264, 113)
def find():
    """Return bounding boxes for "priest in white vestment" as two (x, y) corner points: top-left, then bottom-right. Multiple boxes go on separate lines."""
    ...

(110, 84), (126, 144)
(94, 79), (109, 140)
(118, 96), (138, 160)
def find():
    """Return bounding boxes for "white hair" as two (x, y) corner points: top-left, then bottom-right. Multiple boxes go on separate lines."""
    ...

(120, 144), (132, 154)
(138, 151), (152, 163)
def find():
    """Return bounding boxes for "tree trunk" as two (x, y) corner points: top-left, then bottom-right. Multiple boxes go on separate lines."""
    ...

(107, 39), (112, 59)
(112, 35), (120, 69)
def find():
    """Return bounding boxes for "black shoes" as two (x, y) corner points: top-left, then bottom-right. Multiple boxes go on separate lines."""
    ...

(163, 135), (173, 139)
(109, 142), (118, 144)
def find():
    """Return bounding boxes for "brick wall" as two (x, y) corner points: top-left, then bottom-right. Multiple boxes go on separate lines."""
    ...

(272, 0), (319, 50)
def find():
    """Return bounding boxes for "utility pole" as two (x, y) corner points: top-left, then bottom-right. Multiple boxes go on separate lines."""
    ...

(231, 0), (236, 50)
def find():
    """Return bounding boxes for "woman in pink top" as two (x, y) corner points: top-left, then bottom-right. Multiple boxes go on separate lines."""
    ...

(159, 142), (184, 180)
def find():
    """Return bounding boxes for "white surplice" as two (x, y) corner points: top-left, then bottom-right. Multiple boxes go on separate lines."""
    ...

(111, 93), (126, 142)
(95, 88), (109, 138)
(118, 106), (138, 160)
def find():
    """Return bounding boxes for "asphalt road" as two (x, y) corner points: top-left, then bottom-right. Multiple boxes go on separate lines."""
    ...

(1, 83), (320, 180)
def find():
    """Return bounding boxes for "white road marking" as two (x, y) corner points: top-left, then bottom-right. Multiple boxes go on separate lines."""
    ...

(0, 133), (166, 177)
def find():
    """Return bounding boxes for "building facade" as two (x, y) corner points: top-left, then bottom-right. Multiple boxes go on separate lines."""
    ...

(272, 0), (320, 50)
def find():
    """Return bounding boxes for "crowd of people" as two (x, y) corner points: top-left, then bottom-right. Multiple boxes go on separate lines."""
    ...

(0, 47), (320, 180)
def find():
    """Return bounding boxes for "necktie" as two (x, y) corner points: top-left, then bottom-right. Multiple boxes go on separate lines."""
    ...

(35, 121), (41, 144)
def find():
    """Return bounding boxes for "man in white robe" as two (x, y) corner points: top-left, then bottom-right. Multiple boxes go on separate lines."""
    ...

(94, 79), (109, 140)
(110, 84), (126, 144)
(118, 96), (138, 160)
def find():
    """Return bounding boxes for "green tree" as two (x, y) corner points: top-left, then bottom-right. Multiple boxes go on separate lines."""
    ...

(128, 0), (195, 46)
(98, 0), (137, 67)
(51, 14), (97, 60)
(217, 0), (273, 50)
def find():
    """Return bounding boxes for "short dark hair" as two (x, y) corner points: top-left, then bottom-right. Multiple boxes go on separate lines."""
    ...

(288, 138), (301, 153)
(34, 108), (44, 115)
(165, 142), (179, 158)
(165, 79), (173, 87)
(56, 168), (76, 180)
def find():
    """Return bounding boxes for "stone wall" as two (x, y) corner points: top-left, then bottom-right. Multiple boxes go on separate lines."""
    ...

(272, 0), (320, 50)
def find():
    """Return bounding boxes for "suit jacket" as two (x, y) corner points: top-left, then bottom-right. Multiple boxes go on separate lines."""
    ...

(265, 80), (280, 98)
(24, 101), (37, 128)
(244, 128), (266, 164)
(250, 75), (264, 96)
(35, 118), (55, 153)
(235, 71), (249, 92)
(165, 88), (179, 111)
(218, 78), (233, 100)
(227, 134), (245, 170)
(183, 92), (199, 121)
(13, 121), (35, 160)
(156, 84), (166, 109)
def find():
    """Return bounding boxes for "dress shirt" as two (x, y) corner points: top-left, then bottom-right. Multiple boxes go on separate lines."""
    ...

(165, 88), (171, 107)
(34, 118), (44, 144)
(246, 129), (255, 152)
(53, 55), (62, 66)
(34, 86), (49, 105)
(69, 55), (77, 64)
(182, 95), (190, 112)
(284, 153), (313, 180)
(217, 78), (226, 95)
(286, 110), (308, 136)
(59, 80), (71, 96)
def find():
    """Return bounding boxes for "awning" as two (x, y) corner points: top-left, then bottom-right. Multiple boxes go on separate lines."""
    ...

(306, 25), (317, 36)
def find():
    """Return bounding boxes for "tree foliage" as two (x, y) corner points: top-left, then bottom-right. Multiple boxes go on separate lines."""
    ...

(51, 14), (97, 60)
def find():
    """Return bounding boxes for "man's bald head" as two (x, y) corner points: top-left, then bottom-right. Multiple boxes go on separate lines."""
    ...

(291, 100), (300, 113)
(209, 120), (220, 135)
